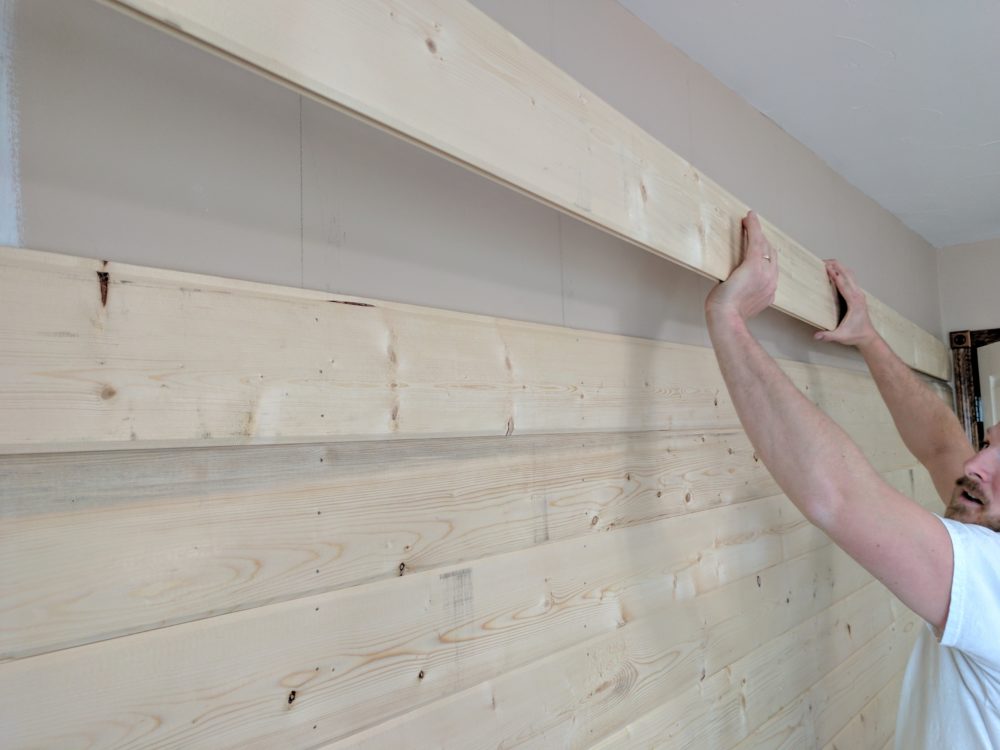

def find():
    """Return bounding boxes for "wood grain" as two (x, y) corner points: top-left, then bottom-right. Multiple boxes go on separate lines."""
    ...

(100, 0), (950, 378)
(0, 240), (946, 748)
(590, 607), (919, 750)
(0, 437), (923, 662)
(1, 429), (780, 660)
(0, 245), (924, 453)
(726, 613), (915, 750)
(0, 480), (915, 749)
(822, 672), (905, 750)
(590, 478), (937, 749)
(320, 540), (876, 749)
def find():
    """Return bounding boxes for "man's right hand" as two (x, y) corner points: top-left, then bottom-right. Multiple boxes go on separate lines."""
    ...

(814, 260), (878, 348)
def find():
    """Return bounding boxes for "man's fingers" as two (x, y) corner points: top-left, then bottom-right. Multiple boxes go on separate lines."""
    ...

(743, 211), (761, 252)
(815, 329), (846, 344)
(825, 263), (845, 293)
(824, 260), (860, 301)
(742, 210), (773, 264)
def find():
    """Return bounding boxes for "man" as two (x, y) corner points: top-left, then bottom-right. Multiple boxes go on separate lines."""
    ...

(705, 211), (1000, 748)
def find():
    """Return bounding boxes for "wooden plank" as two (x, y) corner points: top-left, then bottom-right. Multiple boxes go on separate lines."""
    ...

(0, 483), (898, 749)
(1, 466), (931, 747)
(822, 672), (904, 750)
(100, 0), (949, 379)
(727, 615), (914, 750)
(319, 539), (878, 749)
(589, 590), (915, 750)
(868, 296), (951, 381)
(811, 602), (926, 750)
(0, 429), (781, 660)
(589, 608), (918, 750)
(1, 410), (923, 662)
(0, 246), (922, 453)
(587, 486), (937, 750)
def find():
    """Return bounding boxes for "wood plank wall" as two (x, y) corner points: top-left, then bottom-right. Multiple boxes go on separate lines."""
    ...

(103, 0), (950, 380)
(1, 246), (942, 748)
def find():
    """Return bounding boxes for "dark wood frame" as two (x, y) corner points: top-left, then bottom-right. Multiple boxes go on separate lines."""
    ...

(950, 328), (1000, 449)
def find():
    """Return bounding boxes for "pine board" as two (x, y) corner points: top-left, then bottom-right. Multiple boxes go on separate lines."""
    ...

(589, 607), (919, 750)
(0, 483), (909, 749)
(589, 480), (936, 749)
(321, 541), (877, 749)
(1, 429), (779, 660)
(0, 245), (927, 454)
(100, 0), (949, 378)
(822, 672), (905, 750)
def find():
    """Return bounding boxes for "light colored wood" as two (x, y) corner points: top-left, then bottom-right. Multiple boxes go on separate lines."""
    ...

(588, 593), (916, 750)
(589, 608), (919, 750)
(867, 295), (951, 382)
(791, 609), (917, 749)
(100, 0), (950, 379)
(587, 483), (937, 750)
(0, 478), (909, 749)
(822, 672), (904, 750)
(0, 241), (946, 748)
(320, 538), (877, 749)
(1, 429), (780, 660)
(728, 612), (916, 750)
(2, 417), (926, 662)
(0, 245), (919, 453)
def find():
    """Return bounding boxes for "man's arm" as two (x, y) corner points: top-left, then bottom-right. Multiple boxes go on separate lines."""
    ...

(815, 261), (974, 504)
(705, 213), (952, 630)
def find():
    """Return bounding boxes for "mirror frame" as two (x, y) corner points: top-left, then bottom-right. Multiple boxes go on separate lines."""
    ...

(950, 328), (1000, 449)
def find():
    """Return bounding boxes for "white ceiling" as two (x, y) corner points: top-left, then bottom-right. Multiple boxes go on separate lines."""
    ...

(618, 0), (1000, 249)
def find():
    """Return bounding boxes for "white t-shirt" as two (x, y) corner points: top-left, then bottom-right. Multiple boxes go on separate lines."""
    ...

(896, 517), (1000, 749)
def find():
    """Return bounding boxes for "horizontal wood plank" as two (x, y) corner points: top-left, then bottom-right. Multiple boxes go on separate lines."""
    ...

(590, 607), (919, 750)
(0, 477), (902, 749)
(321, 539), (877, 749)
(587, 487), (936, 750)
(727, 612), (915, 750)
(101, 0), (949, 378)
(0, 245), (930, 454)
(1, 429), (785, 660)
(822, 672), (905, 750)
(1, 417), (926, 660)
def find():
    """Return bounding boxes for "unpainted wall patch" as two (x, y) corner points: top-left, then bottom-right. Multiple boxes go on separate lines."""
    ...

(0, 0), (22, 247)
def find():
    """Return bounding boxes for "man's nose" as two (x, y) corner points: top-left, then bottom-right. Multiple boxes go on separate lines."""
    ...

(964, 450), (992, 484)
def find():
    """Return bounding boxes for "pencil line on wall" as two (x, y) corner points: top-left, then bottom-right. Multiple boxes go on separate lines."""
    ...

(298, 95), (304, 288)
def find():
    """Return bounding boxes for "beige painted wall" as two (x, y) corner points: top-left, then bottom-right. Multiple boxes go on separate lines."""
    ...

(937, 238), (1000, 333)
(10, 0), (943, 368)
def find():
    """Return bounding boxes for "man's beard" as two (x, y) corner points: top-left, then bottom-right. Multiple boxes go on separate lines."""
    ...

(945, 476), (1000, 531)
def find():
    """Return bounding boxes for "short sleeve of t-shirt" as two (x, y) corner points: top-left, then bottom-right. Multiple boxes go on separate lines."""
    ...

(939, 516), (1000, 670)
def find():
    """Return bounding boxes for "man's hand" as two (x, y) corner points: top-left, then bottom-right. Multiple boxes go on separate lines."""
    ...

(814, 260), (878, 348)
(816, 261), (972, 503)
(705, 211), (779, 324)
